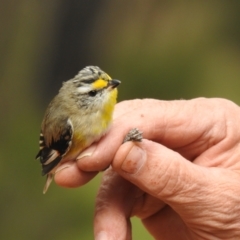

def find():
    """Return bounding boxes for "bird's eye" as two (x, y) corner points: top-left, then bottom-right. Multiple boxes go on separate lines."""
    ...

(88, 90), (97, 97)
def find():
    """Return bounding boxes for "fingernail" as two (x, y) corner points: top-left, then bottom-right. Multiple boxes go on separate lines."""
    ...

(55, 164), (71, 174)
(95, 231), (114, 240)
(77, 144), (97, 160)
(121, 145), (146, 174)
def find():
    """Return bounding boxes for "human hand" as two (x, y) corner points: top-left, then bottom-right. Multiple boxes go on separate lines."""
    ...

(55, 98), (240, 239)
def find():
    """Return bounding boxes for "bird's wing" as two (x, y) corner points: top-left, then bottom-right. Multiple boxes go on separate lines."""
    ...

(36, 118), (73, 176)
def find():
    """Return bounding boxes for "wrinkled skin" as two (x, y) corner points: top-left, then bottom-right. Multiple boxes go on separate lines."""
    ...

(55, 98), (240, 240)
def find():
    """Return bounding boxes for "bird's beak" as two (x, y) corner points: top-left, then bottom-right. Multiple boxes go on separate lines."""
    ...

(108, 79), (121, 89)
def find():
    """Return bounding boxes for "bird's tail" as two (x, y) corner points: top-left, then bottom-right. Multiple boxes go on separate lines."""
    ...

(43, 173), (54, 194)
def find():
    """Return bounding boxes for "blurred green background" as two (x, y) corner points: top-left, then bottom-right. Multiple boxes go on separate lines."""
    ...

(1, 1), (240, 239)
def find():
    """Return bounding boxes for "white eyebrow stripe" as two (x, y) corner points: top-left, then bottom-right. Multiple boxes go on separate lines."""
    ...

(77, 86), (92, 94)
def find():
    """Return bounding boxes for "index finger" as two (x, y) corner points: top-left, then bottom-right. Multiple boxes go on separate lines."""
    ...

(55, 97), (239, 188)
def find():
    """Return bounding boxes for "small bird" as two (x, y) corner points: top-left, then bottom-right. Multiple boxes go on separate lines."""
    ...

(36, 66), (121, 194)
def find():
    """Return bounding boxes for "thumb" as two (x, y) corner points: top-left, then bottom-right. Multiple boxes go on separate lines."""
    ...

(112, 140), (215, 220)
(112, 140), (240, 239)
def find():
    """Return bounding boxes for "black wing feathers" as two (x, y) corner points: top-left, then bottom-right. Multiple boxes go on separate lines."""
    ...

(41, 154), (62, 176)
(36, 119), (73, 176)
